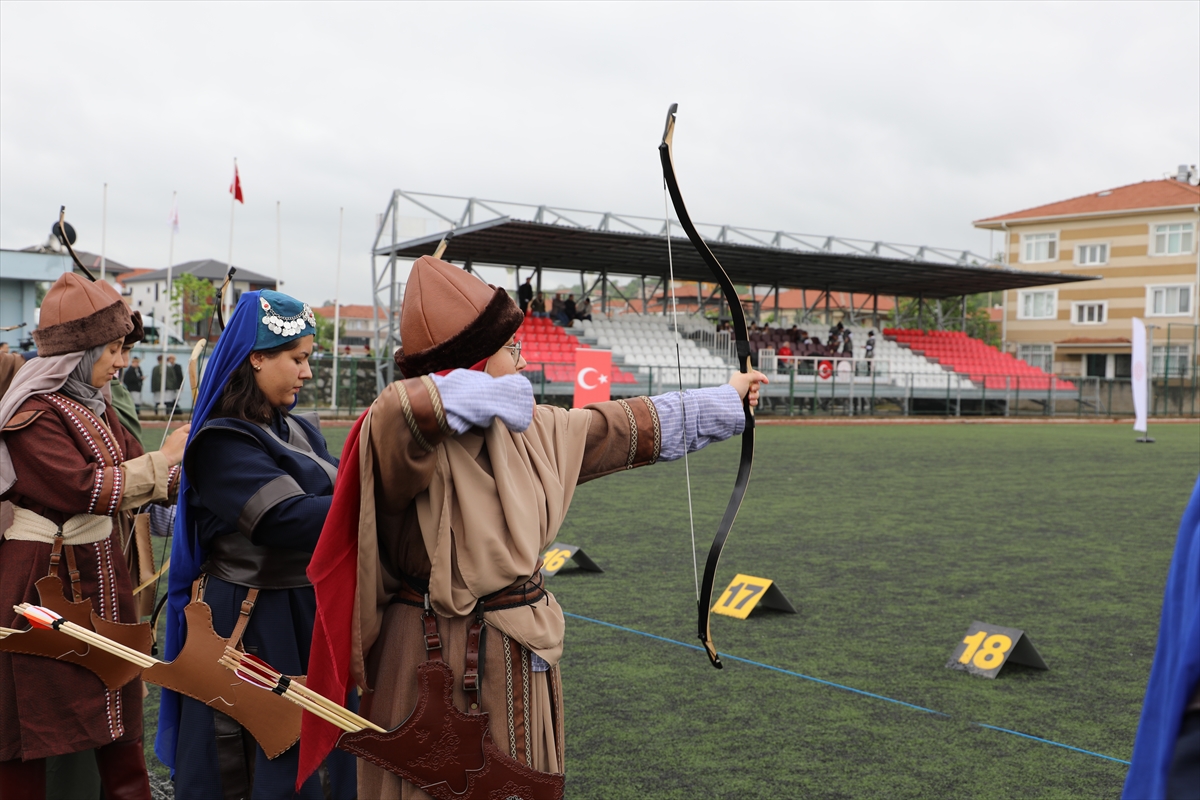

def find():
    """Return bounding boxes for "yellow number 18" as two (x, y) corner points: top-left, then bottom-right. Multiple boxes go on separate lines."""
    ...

(959, 631), (1013, 669)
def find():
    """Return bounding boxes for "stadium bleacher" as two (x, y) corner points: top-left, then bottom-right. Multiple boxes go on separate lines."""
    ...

(884, 329), (1076, 391)
(752, 324), (974, 388)
(580, 316), (730, 383)
(517, 316), (638, 384)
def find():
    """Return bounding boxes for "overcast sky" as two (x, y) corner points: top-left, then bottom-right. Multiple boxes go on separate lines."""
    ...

(2, 1), (1197, 306)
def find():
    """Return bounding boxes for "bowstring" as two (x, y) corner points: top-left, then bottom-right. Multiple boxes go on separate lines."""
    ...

(665, 184), (700, 603)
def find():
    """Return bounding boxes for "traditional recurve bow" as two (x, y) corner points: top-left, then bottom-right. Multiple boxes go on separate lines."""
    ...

(55, 207), (98, 281)
(659, 103), (756, 669)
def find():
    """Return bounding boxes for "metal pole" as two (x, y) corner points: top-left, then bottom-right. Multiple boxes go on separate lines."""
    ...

(332, 207), (343, 411)
(100, 183), (107, 282)
(160, 190), (177, 413)
(276, 201), (282, 290)
(226, 158), (237, 322)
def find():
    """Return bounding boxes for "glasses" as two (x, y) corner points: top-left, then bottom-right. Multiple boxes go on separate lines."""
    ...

(503, 340), (522, 364)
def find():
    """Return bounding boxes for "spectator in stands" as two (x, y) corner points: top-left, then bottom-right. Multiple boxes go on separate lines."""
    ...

(864, 331), (876, 364)
(518, 276), (534, 314)
(576, 296), (593, 322)
(841, 330), (854, 358)
(563, 294), (577, 324)
(122, 355), (144, 410)
(532, 292), (547, 317)
(777, 341), (793, 360)
(551, 294), (566, 324)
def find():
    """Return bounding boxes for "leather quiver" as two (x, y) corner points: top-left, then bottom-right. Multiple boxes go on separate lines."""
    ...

(336, 659), (564, 800)
(0, 575), (150, 692)
(143, 601), (303, 759)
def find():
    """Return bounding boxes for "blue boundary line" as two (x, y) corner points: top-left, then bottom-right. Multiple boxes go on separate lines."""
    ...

(563, 611), (1131, 767)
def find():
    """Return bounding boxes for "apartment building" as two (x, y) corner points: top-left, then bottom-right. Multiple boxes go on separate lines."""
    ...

(974, 171), (1199, 379)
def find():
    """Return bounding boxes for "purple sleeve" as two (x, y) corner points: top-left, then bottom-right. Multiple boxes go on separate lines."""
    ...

(651, 384), (745, 462)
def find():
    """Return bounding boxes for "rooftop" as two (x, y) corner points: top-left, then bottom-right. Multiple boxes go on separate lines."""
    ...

(316, 304), (385, 319)
(974, 178), (1200, 227)
(126, 259), (276, 285)
(375, 191), (1098, 301)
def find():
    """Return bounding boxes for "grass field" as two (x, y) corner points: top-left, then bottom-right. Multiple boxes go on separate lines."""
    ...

(144, 420), (1198, 798)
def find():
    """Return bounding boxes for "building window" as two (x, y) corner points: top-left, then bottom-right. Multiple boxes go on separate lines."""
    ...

(1018, 344), (1054, 372)
(1075, 243), (1108, 265)
(1072, 302), (1106, 324)
(1152, 223), (1194, 256)
(1151, 345), (1191, 378)
(1022, 233), (1058, 263)
(1018, 290), (1057, 319)
(1148, 285), (1192, 316)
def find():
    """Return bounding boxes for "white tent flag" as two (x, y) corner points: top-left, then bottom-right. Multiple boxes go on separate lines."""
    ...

(1132, 317), (1148, 433)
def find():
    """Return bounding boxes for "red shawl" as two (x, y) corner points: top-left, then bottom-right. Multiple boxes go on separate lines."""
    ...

(297, 410), (367, 788)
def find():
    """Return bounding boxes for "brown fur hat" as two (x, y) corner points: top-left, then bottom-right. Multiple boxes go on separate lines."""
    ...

(33, 273), (134, 357)
(395, 256), (524, 377)
(124, 311), (144, 347)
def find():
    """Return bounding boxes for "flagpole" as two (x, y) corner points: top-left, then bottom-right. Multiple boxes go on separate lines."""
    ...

(227, 157), (237, 321)
(100, 182), (107, 282)
(332, 207), (343, 411)
(161, 190), (177, 414)
(276, 200), (282, 290)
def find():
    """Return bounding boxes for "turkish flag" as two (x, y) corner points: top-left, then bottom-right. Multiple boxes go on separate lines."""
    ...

(573, 348), (611, 407)
(230, 163), (244, 203)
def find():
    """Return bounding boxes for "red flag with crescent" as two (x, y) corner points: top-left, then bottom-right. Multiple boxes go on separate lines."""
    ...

(818, 360), (833, 380)
(573, 348), (611, 407)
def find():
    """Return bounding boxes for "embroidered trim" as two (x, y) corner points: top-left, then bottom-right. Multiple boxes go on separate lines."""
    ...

(44, 394), (124, 514)
(394, 382), (434, 452)
(259, 296), (316, 337)
(616, 399), (637, 470)
(641, 396), (661, 464)
(420, 375), (453, 436)
(522, 648), (532, 765)
(503, 633), (518, 759)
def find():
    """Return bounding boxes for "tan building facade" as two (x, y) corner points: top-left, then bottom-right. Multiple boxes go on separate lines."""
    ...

(975, 175), (1199, 379)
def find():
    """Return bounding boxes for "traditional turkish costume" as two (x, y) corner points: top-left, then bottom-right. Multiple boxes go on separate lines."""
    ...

(1124, 475), (1200, 798)
(299, 256), (746, 799)
(157, 290), (357, 800)
(0, 274), (178, 800)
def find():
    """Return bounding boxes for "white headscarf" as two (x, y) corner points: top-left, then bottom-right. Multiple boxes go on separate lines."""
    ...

(0, 343), (108, 496)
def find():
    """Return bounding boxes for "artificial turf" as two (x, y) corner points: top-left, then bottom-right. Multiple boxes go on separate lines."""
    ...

(142, 419), (1198, 798)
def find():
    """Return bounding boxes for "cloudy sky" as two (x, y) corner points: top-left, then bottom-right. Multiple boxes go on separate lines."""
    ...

(2, 1), (1196, 305)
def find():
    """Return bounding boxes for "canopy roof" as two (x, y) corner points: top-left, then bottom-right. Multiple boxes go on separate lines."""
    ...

(374, 193), (1098, 300)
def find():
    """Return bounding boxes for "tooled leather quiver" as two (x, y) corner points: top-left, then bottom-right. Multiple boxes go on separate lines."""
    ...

(0, 575), (151, 692)
(146, 601), (304, 759)
(335, 608), (564, 800)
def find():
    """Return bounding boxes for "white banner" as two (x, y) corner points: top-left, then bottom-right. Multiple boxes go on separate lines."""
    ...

(1132, 317), (1147, 433)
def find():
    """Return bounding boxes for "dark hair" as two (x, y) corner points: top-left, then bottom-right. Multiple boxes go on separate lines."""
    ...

(210, 339), (302, 424)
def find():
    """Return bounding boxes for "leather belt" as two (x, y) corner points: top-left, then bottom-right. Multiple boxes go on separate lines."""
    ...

(391, 561), (548, 613)
(201, 532), (312, 589)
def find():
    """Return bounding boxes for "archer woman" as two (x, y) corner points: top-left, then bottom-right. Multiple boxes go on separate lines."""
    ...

(157, 290), (360, 800)
(299, 255), (765, 799)
(0, 273), (189, 800)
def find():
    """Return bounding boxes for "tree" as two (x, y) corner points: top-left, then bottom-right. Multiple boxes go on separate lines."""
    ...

(891, 293), (1000, 346)
(170, 273), (216, 340)
(314, 312), (345, 353)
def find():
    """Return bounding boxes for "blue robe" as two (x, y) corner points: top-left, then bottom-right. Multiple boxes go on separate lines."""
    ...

(171, 413), (356, 800)
(1124, 476), (1200, 799)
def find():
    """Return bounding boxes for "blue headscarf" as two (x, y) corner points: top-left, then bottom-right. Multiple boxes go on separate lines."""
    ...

(1123, 474), (1200, 798)
(155, 289), (316, 769)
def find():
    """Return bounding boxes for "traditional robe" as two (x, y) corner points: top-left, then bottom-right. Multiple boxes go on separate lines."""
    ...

(0, 393), (177, 761)
(171, 412), (357, 800)
(305, 378), (680, 799)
